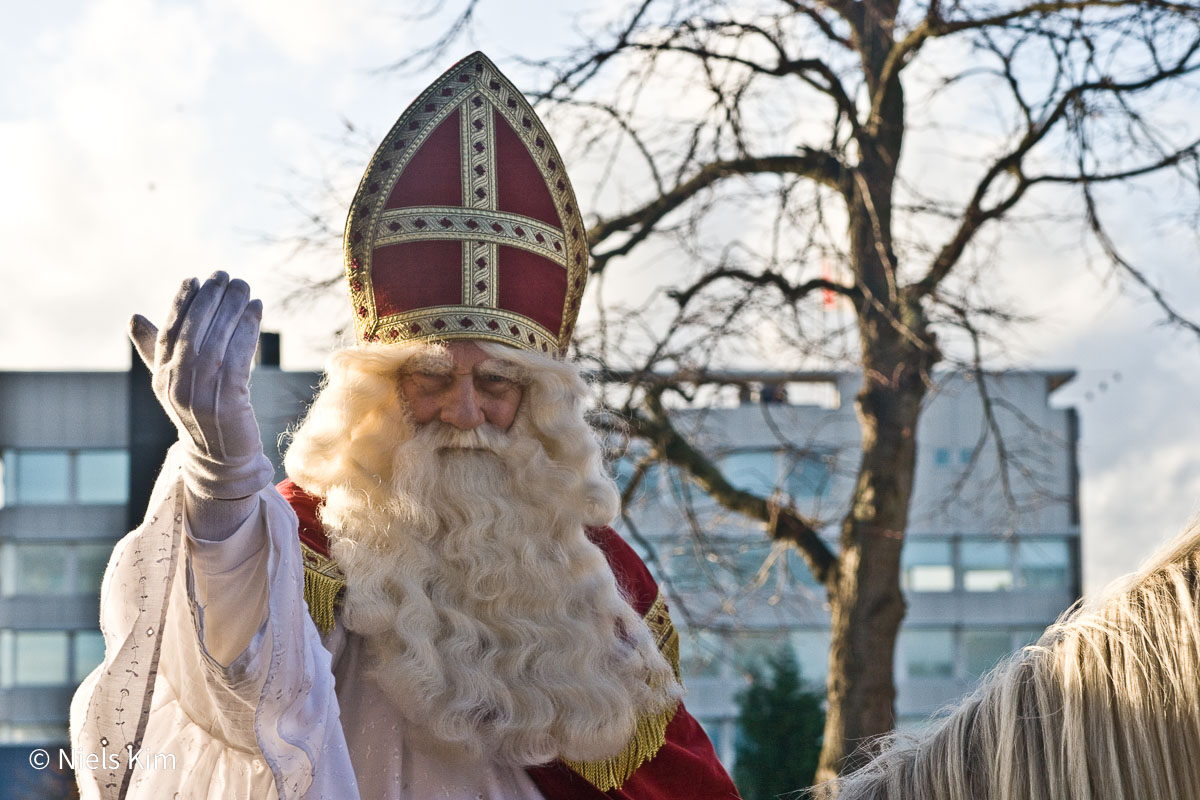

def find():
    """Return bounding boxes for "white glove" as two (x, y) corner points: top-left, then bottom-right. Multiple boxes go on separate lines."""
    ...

(130, 271), (274, 500)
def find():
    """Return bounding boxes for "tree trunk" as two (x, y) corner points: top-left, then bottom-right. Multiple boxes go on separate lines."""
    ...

(815, 334), (932, 781)
(814, 18), (937, 765)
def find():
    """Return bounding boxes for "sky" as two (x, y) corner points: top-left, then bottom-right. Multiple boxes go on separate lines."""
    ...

(3, 0), (1200, 593)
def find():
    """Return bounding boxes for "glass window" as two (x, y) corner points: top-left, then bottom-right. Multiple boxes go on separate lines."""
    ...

(1017, 539), (1071, 590)
(961, 539), (1013, 592)
(791, 629), (831, 682)
(901, 628), (954, 678)
(0, 630), (10, 687)
(9, 631), (69, 686)
(667, 543), (719, 592)
(901, 539), (954, 592)
(733, 542), (772, 584)
(1014, 627), (1046, 651)
(964, 629), (1015, 678)
(13, 451), (70, 504)
(785, 549), (822, 589)
(933, 447), (951, 467)
(959, 447), (974, 464)
(666, 466), (717, 512)
(1, 544), (68, 597)
(75, 544), (114, 596)
(73, 630), (107, 683)
(729, 632), (790, 678)
(782, 453), (831, 499)
(627, 462), (661, 500)
(611, 454), (667, 505)
(698, 717), (728, 761)
(76, 450), (129, 504)
(678, 629), (723, 678)
(722, 451), (778, 496)
(0, 722), (70, 743)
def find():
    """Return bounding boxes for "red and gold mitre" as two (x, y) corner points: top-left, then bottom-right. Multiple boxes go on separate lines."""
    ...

(343, 51), (588, 356)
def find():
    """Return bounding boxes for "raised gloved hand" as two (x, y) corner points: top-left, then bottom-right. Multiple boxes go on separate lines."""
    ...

(130, 271), (274, 500)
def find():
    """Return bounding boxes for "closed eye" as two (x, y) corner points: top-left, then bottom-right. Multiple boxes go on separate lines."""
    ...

(476, 372), (518, 395)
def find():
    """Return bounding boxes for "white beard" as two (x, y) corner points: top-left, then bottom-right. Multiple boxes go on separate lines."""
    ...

(318, 417), (681, 767)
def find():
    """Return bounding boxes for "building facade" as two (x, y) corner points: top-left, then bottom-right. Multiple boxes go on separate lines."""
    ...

(0, 341), (315, 747)
(614, 370), (1080, 765)
(0, 358), (1079, 779)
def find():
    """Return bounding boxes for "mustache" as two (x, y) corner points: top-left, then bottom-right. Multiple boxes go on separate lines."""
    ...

(411, 422), (510, 452)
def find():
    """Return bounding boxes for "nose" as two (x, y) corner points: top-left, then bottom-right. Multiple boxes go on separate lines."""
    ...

(440, 377), (487, 430)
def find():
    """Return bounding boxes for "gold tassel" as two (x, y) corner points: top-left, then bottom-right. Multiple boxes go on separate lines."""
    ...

(300, 543), (346, 635)
(564, 592), (682, 791)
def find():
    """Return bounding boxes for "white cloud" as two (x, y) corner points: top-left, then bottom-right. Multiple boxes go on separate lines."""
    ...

(212, 0), (410, 66)
(0, 0), (228, 369)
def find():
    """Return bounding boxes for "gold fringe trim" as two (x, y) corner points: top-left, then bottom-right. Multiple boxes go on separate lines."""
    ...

(564, 592), (682, 791)
(300, 542), (346, 635)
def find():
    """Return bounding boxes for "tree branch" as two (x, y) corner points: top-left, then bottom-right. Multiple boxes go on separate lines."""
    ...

(911, 43), (1200, 299)
(780, 0), (854, 50)
(629, 390), (838, 584)
(614, 37), (861, 127)
(666, 267), (861, 309)
(1081, 182), (1200, 337)
(588, 151), (847, 272)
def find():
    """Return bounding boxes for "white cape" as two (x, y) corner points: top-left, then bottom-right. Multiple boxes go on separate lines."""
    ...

(70, 446), (357, 800)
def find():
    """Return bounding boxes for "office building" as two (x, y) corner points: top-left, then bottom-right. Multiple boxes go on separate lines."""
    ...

(615, 370), (1080, 765)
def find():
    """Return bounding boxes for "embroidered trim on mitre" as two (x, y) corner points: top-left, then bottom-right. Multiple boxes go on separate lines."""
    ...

(300, 541), (345, 635)
(563, 591), (682, 791)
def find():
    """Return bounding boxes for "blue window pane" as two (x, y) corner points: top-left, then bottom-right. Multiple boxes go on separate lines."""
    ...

(678, 629), (722, 678)
(76, 450), (129, 504)
(14, 451), (70, 504)
(13, 631), (69, 686)
(785, 549), (822, 588)
(964, 629), (1013, 677)
(733, 542), (772, 583)
(612, 456), (636, 491)
(0, 630), (10, 687)
(783, 453), (830, 498)
(962, 540), (1012, 592)
(729, 632), (789, 676)
(2, 544), (68, 597)
(698, 717), (728, 761)
(668, 543), (718, 592)
(1018, 539), (1071, 590)
(902, 629), (954, 678)
(76, 544), (114, 596)
(721, 451), (777, 495)
(73, 630), (107, 683)
(790, 629), (831, 682)
(902, 539), (954, 592)
(933, 447), (951, 467)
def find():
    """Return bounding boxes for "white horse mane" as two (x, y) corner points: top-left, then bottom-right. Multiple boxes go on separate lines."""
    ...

(815, 524), (1200, 800)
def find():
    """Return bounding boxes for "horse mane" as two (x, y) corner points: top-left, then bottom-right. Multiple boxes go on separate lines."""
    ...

(815, 524), (1200, 800)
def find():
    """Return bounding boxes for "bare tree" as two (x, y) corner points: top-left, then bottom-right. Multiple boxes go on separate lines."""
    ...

(295, 0), (1200, 784)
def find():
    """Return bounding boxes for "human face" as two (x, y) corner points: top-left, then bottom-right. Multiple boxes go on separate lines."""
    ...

(398, 341), (525, 432)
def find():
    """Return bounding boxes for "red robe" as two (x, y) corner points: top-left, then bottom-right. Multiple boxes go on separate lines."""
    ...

(278, 479), (741, 800)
